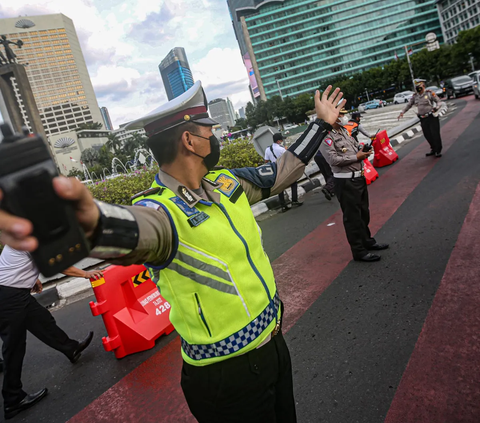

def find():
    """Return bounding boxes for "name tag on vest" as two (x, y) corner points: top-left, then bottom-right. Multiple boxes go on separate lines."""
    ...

(188, 212), (210, 227)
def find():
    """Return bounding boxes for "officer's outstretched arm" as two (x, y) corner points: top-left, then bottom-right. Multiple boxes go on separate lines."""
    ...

(232, 119), (332, 205)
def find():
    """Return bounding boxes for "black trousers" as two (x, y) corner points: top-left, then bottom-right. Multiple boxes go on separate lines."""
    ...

(0, 285), (79, 407)
(314, 153), (335, 193)
(420, 115), (442, 154)
(335, 177), (376, 259)
(181, 331), (296, 423)
(279, 182), (298, 205)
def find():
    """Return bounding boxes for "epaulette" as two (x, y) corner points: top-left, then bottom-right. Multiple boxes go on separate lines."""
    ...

(130, 187), (164, 201)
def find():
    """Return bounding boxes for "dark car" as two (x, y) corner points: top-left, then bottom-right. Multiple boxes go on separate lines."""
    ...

(445, 76), (474, 99)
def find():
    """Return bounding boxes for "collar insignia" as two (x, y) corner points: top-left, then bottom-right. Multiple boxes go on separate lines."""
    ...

(180, 186), (195, 205)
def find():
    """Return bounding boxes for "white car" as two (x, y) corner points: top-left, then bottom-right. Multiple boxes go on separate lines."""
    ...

(283, 123), (298, 130)
(473, 73), (480, 100)
(393, 91), (414, 104)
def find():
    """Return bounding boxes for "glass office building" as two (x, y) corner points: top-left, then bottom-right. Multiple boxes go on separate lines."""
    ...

(159, 48), (195, 100)
(437, 0), (480, 44)
(234, 0), (443, 99)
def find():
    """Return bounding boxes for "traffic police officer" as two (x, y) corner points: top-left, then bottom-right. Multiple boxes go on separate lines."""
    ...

(0, 82), (347, 423)
(319, 109), (389, 262)
(398, 79), (443, 157)
(344, 112), (372, 142)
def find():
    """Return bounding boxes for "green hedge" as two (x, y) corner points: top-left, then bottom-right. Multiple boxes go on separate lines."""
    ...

(218, 138), (264, 169)
(87, 167), (159, 205)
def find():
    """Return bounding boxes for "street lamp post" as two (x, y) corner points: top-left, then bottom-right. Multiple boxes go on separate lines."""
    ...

(365, 88), (370, 101)
(469, 53), (475, 72)
(404, 45), (416, 91)
(275, 78), (284, 101)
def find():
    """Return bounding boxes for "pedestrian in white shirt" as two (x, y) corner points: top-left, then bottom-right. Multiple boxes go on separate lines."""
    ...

(265, 133), (303, 212)
(0, 245), (103, 420)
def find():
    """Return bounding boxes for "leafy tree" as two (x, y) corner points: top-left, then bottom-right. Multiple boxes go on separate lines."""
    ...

(234, 118), (248, 130)
(67, 168), (84, 180)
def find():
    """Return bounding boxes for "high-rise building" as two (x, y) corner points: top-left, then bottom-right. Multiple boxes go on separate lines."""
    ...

(100, 106), (113, 130)
(0, 14), (104, 136)
(159, 47), (195, 100)
(437, 0), (480, 45)
(232, 0), (443, 100)
(227, 0), (263, 101)
(208, 98), (236, 130)
(238, 106), (246, 119)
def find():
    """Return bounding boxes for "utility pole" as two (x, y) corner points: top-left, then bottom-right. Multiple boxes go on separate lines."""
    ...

(275, 78), (283, 101)
(405, 45), (416, 91)
(365, 88), (370, 101)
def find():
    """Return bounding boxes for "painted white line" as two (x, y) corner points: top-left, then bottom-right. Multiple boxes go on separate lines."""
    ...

(252, 202), (268, 217)
(406, 130), (414, 137)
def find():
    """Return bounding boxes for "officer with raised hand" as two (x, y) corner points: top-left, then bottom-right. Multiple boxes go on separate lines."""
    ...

(319, 109), (389, 262)
(0, 82), (346, 423)
(398, 79), (443, 157)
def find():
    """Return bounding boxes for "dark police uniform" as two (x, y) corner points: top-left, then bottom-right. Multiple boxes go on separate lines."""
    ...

(319, 127), (387, 261)
(402, 84), (442, 155)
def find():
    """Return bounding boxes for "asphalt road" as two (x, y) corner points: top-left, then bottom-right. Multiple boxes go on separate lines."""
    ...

(2, 96), (480, 423)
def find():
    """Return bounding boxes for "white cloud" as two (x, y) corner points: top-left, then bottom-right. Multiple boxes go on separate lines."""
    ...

(0, 0), (252, 127)
(192, 48), (252, 110)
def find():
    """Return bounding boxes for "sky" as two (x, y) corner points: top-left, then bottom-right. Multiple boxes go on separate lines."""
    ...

(0, 0), (252, 128)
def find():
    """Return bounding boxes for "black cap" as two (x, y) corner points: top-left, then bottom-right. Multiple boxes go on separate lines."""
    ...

(352, 112), (361, 119)
(273, 133), (285, 142)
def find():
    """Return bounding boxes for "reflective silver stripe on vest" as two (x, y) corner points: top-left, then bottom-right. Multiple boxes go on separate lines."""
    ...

(181, 292), (279, 361)
(177, 251), (230, 282)
(179, 242), (251, 317)
(170, 262), (238, 296)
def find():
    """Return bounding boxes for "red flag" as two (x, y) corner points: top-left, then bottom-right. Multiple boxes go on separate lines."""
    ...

(395, 51), (399, 61)
(408, 48), (413, 56)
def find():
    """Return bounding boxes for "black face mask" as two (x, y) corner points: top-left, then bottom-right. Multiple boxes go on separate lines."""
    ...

(190, 133), (221, 171)
(416, 86), (423, 93)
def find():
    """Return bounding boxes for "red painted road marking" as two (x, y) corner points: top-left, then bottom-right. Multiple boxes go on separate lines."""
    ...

(384, 180), (480, 423)
(69, 98), (479, 422)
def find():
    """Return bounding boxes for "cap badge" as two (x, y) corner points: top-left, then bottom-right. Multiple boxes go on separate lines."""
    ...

(184, 115), (191, 121)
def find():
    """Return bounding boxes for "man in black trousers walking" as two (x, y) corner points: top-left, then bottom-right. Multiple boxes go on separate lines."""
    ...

(0, 245), (102, 419)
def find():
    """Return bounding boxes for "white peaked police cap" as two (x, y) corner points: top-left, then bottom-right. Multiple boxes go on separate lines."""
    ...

(126, 81), (218, 137)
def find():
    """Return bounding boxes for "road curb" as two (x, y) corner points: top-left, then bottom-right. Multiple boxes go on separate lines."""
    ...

(390, 125), (422, 147)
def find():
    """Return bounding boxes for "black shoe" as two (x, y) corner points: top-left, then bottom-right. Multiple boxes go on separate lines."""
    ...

(354, 253), (381, 262)
(69, 331), (94, 363)
(435, 152), (442, 158)
(0, 359), (3, 373)
(280, 206), (290, 213)
(322, 188), (332, 201)
(426, 151), (435, 157)
(4, 389), (48, 420)
(291, 201), (303, 207)
(367, 243), (389, 251)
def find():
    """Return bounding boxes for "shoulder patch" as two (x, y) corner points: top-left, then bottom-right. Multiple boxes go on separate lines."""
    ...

(130, 187), (163, 202)
(134, 199), (162, 210)
(325, 138), (333, 146)
(215, 173), (240, 198)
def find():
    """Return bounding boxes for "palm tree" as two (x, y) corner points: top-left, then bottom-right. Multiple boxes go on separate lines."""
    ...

(76, 122), (103, 131)
(80, 148), (99, 168)
(106, 133), (121, 154)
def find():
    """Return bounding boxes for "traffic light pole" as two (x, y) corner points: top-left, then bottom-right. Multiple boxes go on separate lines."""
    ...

(404, 45), (416, 91)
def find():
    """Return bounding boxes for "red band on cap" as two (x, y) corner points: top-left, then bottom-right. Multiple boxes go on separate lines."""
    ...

(145, 106), (207, 137)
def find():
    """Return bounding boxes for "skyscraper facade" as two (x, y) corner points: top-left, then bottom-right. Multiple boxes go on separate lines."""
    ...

(437, 0), (480, 44)
(227, 0), (263, 100)
(232, 0), (443, 99)
(0, 14), (104, 136)
(100, 106), (113, 130)
(208, 98), (236, 130)
(159, 47), (195, 100)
